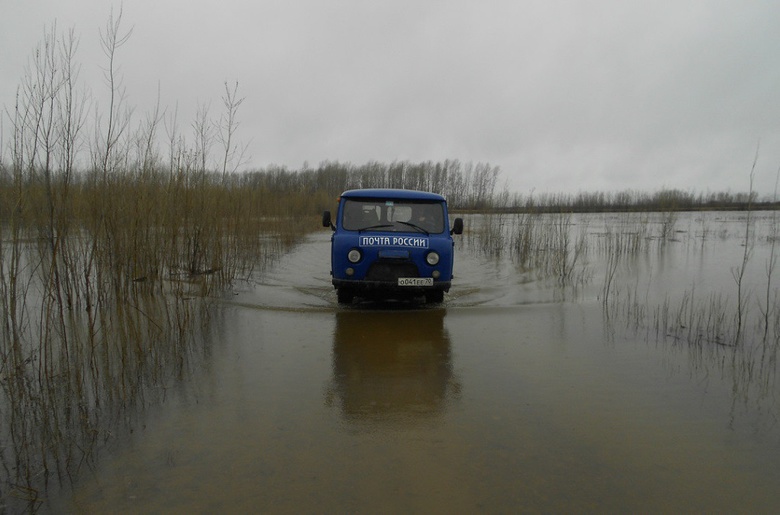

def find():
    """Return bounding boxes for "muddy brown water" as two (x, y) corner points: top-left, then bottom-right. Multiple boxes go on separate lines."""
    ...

(46, 212), (780, 512)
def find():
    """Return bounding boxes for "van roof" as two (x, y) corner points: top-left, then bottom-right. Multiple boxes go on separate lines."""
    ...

(340, 188), (446, 202)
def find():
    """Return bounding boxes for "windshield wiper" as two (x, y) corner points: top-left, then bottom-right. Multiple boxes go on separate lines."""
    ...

(398, 221), (429, 235)
(357, 224), (393, 232)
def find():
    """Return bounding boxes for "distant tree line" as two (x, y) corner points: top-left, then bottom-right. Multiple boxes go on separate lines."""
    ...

(497, 188), (775, 213)
(2, 156), (777, 222)
(237, 159), (501, 211)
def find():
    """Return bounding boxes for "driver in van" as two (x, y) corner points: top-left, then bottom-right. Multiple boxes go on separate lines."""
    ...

(413, 207), (435, 232)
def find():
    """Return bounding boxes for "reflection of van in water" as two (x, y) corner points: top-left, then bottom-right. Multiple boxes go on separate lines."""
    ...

(326, 309), (455, 423)
(322, 189), (464, 304)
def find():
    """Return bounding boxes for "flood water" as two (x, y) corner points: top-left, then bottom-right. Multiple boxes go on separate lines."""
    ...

(48, 211), (780, 513)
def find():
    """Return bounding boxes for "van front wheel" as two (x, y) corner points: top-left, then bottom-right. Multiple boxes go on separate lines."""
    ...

(425, 290), (444, 304)
(337, 289), (354, 305)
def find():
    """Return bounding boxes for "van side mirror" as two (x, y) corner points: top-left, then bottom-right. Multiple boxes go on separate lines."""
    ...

(451, 217), (463, 235)
(322, 210), (335, 230)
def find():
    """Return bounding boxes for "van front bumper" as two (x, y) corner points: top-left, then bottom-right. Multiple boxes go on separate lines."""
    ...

(332, 278), (451, 296)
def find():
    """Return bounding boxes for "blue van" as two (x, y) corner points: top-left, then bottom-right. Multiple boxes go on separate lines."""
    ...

(322, 189), (464, 304)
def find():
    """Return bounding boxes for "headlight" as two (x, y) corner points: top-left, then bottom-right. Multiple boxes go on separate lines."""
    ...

(426, 251), (440, 266)
(347, 249), (362, 263)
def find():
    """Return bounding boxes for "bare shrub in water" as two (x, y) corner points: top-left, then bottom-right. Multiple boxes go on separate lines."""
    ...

(510, 212), (589, 286)
(761, 166), (780, 343)
(471, 211), (590, 286)
(467, 212), (506, 258)
(0, 18), (317, 510)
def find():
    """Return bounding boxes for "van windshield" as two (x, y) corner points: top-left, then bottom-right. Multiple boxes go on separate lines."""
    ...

(342, 199), (445, 234)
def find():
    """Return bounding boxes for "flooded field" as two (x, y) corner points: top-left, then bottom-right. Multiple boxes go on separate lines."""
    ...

(21, 212), (780, 511)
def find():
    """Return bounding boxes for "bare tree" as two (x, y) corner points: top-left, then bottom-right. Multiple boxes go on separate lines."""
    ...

(192, 100), (213, 174)
(761, 165), (779, 343)
(95, 5), (134, 178)
(135, 82), (164, 175)
(57, 27), (88, 192)
(733, 145), (758, 345)
(218, 81), (249, 183)
(164, 102), (185, 176)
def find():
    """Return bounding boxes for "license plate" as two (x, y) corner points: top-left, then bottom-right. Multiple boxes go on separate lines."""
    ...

(398, 277), (433, 287)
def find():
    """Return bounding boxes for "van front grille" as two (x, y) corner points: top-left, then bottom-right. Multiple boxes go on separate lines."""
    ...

(366, 261), (419, 282)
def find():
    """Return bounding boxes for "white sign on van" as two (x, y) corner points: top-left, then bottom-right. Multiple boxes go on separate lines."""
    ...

(359, 236), (429, 248)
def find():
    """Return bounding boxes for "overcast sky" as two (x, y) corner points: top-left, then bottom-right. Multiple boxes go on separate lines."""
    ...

(3, 1), (780, 196)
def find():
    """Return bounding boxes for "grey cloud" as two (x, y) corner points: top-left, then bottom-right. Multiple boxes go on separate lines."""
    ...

(2, 0), (780, 195)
